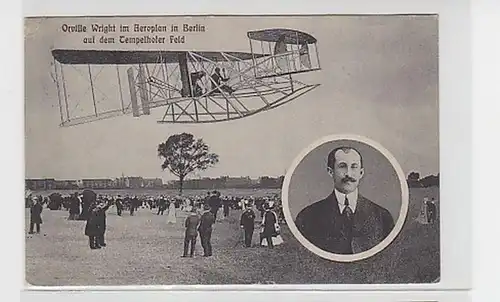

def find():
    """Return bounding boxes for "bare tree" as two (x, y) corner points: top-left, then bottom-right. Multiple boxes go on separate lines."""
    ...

(158, 133), (219, 194)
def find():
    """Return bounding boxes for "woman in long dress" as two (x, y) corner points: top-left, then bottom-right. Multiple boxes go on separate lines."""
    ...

(260, 202), (284, 248)
(415, 197), (429, 225)
(167, 201), (177, 224)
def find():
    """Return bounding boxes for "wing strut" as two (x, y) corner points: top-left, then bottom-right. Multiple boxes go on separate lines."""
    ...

(52, 58), (64, 124)
(137, 64), (151, 115)
(60, 64), (70, 121)
(162, 61), (171, 98)
(188, 52), (245, 117)
(127, 67), (140, 117)
(178, 52), (191, 97)
(186, 61), (198, 121)
(116, 65), (125, 114)
(315, 42), (321, 69)
(88, 64), (98, 117)
(249, 39), (257, 78)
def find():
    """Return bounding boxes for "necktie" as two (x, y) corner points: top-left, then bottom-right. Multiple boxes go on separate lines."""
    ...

(342, 196), (353, 219)
(342, 196), (354, 246)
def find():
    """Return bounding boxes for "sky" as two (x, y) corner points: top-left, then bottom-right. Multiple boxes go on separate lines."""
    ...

(24, 15), (439, 181)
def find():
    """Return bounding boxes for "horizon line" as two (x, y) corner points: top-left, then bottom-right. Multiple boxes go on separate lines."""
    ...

(24, 175), (286, 181)
(24, 171), (440, 181)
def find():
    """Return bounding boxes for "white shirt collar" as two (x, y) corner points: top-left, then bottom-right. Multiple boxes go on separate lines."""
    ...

(334, 188), (358, 213)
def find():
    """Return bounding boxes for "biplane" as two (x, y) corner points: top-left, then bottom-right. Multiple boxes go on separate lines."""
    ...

(50, 28), (321, 126)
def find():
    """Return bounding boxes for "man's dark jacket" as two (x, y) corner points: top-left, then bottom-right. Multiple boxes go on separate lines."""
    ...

(295, 191), (395, 254)
(85, 208), (100, 237)
(30, 203), (43, 224)
(96, 203), (111, 234)
(185, 214), (201, 237)
(198, 211), (215, 233)
(208, 196), (221, 211)
(240, 209), (256, 230)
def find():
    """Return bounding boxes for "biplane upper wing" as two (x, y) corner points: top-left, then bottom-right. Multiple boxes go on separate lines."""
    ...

(51, 49), (267, 65)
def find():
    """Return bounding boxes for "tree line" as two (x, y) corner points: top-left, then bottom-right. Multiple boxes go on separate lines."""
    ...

(407, 172), (439, 188)
(158, 132), (440, 193)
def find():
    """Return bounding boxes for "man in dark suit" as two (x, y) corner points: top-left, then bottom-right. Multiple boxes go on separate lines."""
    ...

(96, 200), (112, 247)
(182, 207), (200, 257)
(85, 203), (100, 249)
(115, 196), (123, 216)
(157, 197), (166, 215)
(130, 196), (139, 216)
(28, 196), (43, 234)
(198, 204), (216, 257)
(208, 191), (222, 220)
(240, 204), (256, 247)
(211, 67), (234, 95)
(427, 198), (437, 223)
(261, 203), (278, 248)
(222, 198), (231, 218)
(68, 192), (80, 220)
(295, 146), (395, 255)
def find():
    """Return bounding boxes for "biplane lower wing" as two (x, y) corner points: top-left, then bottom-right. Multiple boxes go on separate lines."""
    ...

(156, 83), (320, 124)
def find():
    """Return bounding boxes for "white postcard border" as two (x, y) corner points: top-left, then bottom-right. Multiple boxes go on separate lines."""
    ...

(19, 0), (471, 293)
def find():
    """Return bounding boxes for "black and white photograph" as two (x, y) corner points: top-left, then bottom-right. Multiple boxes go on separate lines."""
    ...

(284, 136), (409, 262)
(24, 14), (440, 286)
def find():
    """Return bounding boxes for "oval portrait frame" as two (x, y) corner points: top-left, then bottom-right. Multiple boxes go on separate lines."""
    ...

(282, 134), (410, 262)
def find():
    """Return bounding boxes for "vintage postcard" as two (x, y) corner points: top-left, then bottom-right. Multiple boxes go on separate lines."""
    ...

(24, 14), (439, 287)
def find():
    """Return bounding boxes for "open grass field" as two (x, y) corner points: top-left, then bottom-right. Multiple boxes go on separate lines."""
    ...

(25, 187), (439, 286)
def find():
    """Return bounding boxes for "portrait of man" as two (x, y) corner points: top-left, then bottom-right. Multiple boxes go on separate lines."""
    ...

(294, 146), (395, 255)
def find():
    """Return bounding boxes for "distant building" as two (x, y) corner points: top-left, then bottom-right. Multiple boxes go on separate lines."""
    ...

(54, 179), (78, 189)
(25, 178), (56, 190)
(165, 180), (177, 189)
(113, 177), (126, 189)
(77, 179), (114, 189)
(224, 176), (252, 188)
(25, 175), (284, 191)
(125, 177), (143, 189)
(184, 178), (223, 190)
(143, 178), (163, 188)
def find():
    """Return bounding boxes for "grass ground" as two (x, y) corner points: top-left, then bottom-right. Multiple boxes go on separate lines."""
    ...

(25, 187), (439, 286)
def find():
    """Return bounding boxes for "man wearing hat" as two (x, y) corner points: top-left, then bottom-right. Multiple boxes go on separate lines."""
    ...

(85, 203), (101, 249)
(222, 196), (231, 219)
(198, 204), (216, 257)
(115, 195), (123, 216)
(427, 198), (437, 224)
(208, 191), (222, 221)
(157, 196), (167, 215)
(130, 195), (140, 216)
(182, 207), (200, 257)
(28, 196), (43, 234)
(240, 204), (256, 247)
(96, 199), (112, 247)
(68, 192), (80, 220)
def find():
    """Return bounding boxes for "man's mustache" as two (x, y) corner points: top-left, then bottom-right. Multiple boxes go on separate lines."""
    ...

(342, 176), (357, 183)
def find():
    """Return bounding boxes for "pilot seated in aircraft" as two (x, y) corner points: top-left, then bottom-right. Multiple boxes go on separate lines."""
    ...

(211, 67), (234, 95)
(190, 71), (206, 97)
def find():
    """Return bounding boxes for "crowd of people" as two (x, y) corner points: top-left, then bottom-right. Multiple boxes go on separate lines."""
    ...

(25, 189), (285, 256)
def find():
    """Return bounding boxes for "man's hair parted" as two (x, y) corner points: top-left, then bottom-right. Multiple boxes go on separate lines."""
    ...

(327, 146), (363, 169)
